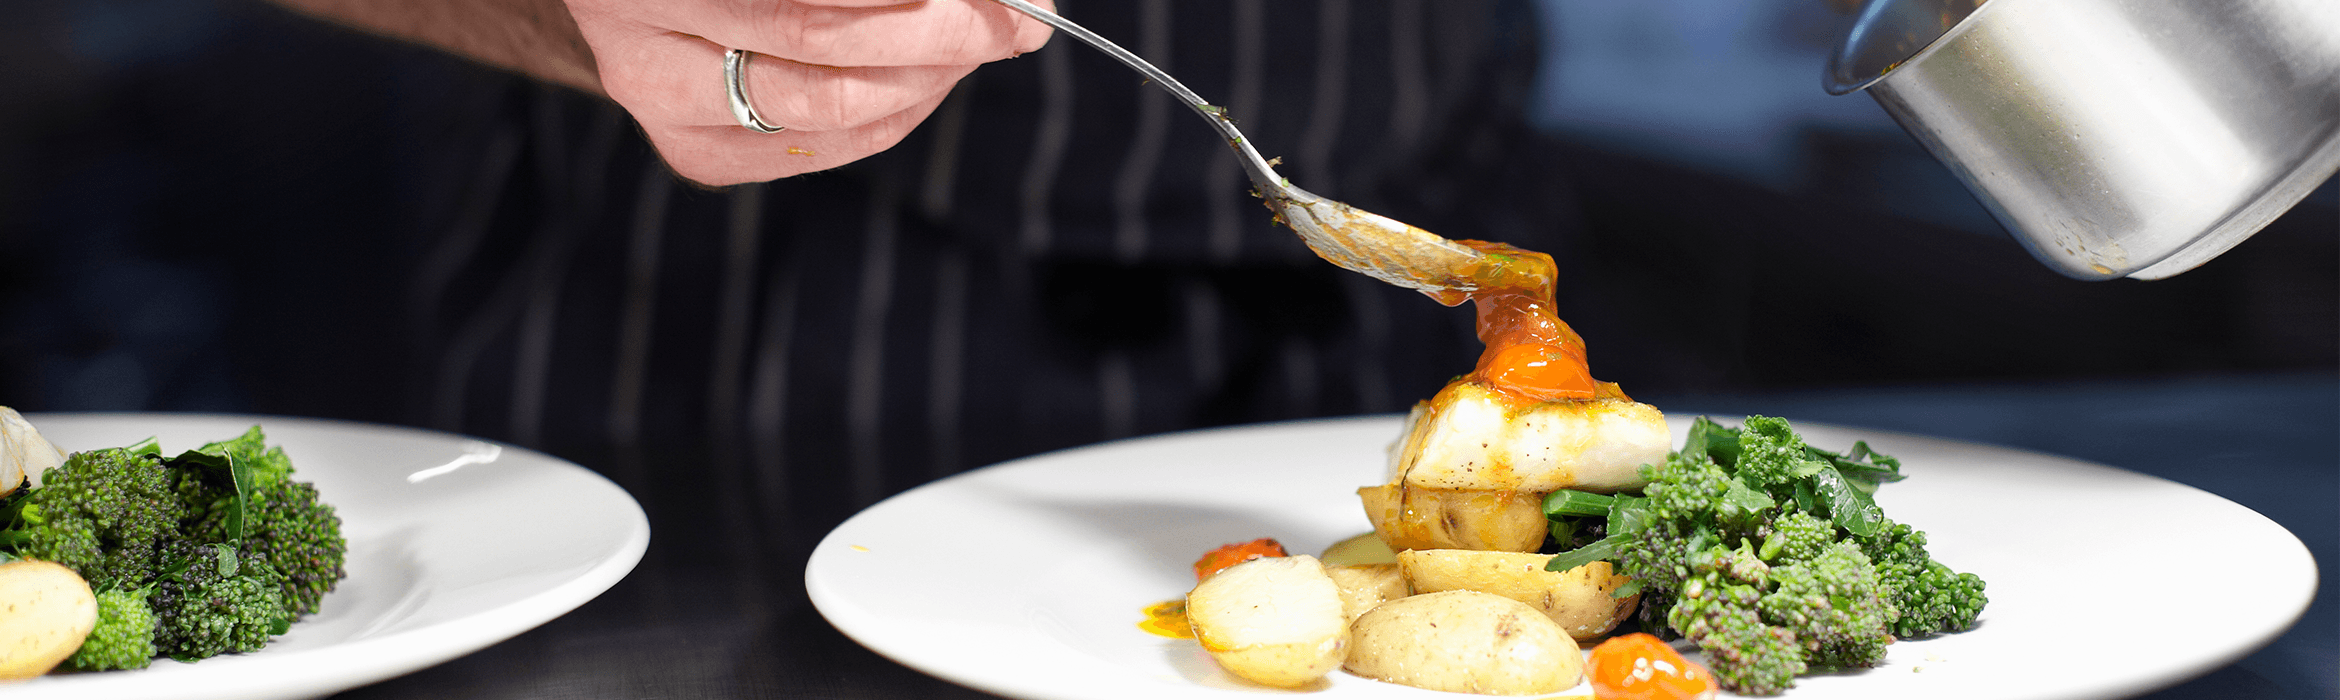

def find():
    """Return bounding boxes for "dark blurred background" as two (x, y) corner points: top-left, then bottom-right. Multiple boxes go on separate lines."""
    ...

(1, 0), (2330, 413)
(0, 0), (2331, 698)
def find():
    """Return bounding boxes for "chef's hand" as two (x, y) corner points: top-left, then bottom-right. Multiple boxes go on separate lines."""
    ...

(266, 0), (1051, 186)
(572, 0), (1053, 185)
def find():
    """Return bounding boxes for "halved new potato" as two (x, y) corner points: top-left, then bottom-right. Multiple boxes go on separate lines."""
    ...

(1398, 549), (1638, 640)
(1319, 532), (1398, 567)
(0, 560), (98, 680)
(1324, 563), (1407, 623)
(1344, 590), (1583, 695)
(1186, 555), (1348, 688)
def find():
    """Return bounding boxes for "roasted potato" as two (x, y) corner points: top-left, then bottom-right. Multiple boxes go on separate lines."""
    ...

(1186, 555), (1348, 688)
(1324, 564), (1407, 623)
(1318, 532), (1398, 566)
(0, 560), (98, 680)
(1397, 549), (1638, 640)
(1343, 590), (1584, 695)
(1357, 483), (1546, 553)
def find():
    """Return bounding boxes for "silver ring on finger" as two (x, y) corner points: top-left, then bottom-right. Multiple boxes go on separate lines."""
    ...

(724, 48), (787, 134)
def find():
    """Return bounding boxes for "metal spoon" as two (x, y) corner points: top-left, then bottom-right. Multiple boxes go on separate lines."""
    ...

(988, 0), (1491, 300)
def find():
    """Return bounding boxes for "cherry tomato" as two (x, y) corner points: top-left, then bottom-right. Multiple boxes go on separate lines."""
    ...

(1588, 633), (1718, 700)
(1192, 538), (1288, 581)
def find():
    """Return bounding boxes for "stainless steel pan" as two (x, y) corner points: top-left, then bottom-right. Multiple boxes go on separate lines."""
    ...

(1828, 0), (2340, 280)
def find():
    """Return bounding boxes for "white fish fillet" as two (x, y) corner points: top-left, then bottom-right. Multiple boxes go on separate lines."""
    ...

(1387, 381), (1669, 494)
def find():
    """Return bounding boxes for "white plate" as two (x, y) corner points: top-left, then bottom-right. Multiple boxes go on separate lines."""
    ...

(10, 413), (650, 700)
(808, 415), (2318, 700)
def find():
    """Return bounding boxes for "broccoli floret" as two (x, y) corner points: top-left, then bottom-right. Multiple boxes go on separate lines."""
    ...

(1617, 452), (1770, 598)
(6, 445), (184, 589)
(1759, 541), (1894, 668)
(1662, 541), (1893, 694)
(188, 479), (346, 616)
(1701, 538), (1774, 586)
(63, 587), (158, 672)
(245, 480), (343, 616)
(1758, 509), (1835, 564)
(1645, 452), (1771, 537)
(1618, 519), (1699, 600)
(1858, 519), (1988, 637)
(1634, 592), (1676, 637)
(1668, 554), (1805, 694)
(1732, 416), (1819, 490)
(1618, 523), (1694, 602)
(175, 426), (346, 617)
(1861, 519), (1929, 599)
(1892, 561), (1988, 638)
(150, 543), (290, 661)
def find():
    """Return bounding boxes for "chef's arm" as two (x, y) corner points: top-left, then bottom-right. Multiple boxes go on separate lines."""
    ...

(265, 0), (604, 96)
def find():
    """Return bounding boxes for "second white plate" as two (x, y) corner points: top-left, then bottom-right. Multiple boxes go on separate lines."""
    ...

(10, 413), (650, 700)
(808, 415), (2316, 700)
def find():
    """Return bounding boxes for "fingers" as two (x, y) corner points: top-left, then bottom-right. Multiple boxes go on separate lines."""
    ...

(649, 90), (951, 185)
(563, 0), (1054, 184)
(787, 0), (927, 7)
(600, 29), (971, 131)
(669, 0), (1054, 67)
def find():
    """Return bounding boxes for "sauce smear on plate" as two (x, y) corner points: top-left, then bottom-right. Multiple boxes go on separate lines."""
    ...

(1138, 599), (1193, 639)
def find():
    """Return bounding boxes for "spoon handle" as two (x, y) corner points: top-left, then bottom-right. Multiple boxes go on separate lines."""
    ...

(986, 0), (1489, 297)
(986, 0), (1286, 195)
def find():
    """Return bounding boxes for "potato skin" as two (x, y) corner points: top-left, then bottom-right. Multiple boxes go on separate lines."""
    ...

(1324, 564), (1408, 623)
(1358, 483), (1547, 553)
(1399, 549), (1639, 640)
(1186, 555), (1349, 688)
(0, 560), (98, 680)
(1344, 590), (1584, 695)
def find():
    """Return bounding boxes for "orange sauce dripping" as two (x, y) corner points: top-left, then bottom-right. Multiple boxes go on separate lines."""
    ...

(1433, 241), (1605, 403)
(1138, 599), (1193, 639)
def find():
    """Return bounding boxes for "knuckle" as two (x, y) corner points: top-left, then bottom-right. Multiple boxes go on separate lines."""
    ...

(777, 5), (839, 62)
(774, 67), (883, 132)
